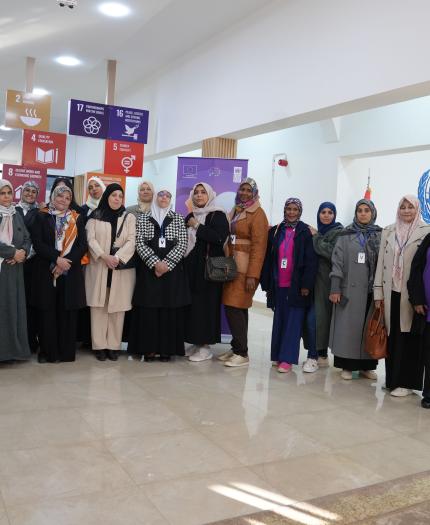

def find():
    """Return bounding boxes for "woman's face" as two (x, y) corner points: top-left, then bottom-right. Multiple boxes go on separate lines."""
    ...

(193, 184), (209, 208)
(319, 207), (334, 225)
(399, 200), (417, 223)
(22, 186), (38, 204)
(0, 185), (13, 207)
(157, 191), (172, 209)
(139, 183), (153, 203)
(284, 204), (300, 223)
(356, 204), (372, 225)
(88, 180), (103, 200)
(53, 191), (72, 212)
(108, 190), (124, 210)
(238, 183), (253, 203)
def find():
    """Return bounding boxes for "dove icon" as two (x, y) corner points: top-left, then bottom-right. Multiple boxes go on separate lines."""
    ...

(122, 123), (139, 140)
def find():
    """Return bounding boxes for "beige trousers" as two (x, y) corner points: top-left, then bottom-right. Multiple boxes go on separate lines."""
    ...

(90, 290), (125, 351)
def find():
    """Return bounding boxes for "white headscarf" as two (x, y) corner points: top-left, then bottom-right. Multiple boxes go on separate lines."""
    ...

(85, 176), (106, 215)
(185, 182), (226, 257)
(150, 189), (172, 228)
(137, 180), (155, 213)
(0, 180), (16, 271)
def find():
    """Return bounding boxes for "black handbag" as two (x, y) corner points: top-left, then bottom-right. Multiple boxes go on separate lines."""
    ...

(205, 255), (237, 282)
(111, 212), (138, 270)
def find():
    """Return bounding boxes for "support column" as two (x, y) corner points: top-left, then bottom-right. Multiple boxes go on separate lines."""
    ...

(106, 59), (117, 105)
(202, 137), (237, 158)
(25, 57), (36, 92)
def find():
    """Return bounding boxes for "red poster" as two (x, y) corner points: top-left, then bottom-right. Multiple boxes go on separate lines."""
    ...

(2, 164), (47, 203)
(104, 140), (144, 177)
(22, 129), (67, 169)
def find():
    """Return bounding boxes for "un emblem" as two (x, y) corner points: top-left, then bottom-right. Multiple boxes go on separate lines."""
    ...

(418, 170), (430, 223)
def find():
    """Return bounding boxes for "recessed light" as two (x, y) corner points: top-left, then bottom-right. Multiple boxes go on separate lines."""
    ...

(32, 87), (50, 96)
(0, 138), (4, 142)
(55, 55), (81, 66)
(98, 2), (130, 17)
(0, 125), (11, 131)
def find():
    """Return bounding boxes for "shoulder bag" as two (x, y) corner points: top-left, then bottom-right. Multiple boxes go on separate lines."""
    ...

(364, 303), (388, 360)
(111, 212), (138, 270)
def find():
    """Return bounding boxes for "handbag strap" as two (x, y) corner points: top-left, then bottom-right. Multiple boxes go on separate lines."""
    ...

(116, 212), (129, 240)
(205, 212), (215, 259)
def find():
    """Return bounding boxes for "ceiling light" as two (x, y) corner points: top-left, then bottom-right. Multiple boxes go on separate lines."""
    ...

(0, 138), (4, 142)
(98, 2), (130, 17)
(32, 87), (50, 96)
(0, 125), (11, 131)
(55, 55), (81, 66)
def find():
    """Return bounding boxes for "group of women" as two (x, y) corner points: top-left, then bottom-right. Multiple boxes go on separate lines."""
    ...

(1, 174), (430, 408)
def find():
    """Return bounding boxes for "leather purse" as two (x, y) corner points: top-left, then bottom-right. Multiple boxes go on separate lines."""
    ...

(364, 304), (388, 360)
(205, 254), (237, 282)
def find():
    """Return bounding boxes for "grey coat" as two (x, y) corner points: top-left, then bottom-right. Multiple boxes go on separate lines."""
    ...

(313, 225), (343, 350)
(329, 230), (381, 359)
(0, 213), (31, 361)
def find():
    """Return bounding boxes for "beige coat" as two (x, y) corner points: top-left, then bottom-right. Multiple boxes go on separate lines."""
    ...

(85, 213), (136, 313)
(374, 222), (430, 334)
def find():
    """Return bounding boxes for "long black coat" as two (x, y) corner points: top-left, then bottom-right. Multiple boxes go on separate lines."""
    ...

(30, 211), (88, 311)
(260, 220), (318, 309)
(407, 232), (430, 334)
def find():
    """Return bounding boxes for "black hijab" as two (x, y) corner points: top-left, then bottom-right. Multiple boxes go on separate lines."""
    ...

(92, 183), (126, 249)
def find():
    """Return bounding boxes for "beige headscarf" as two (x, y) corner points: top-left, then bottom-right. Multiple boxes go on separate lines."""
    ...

(393, 195), (422, 291)
(185, 182), (227, 257)
(0, 180), (16, 271)
(137, 180), (155, 213)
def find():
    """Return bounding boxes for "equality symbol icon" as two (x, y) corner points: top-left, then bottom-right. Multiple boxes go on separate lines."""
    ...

(121, 155), (136, 174)
(83, 116), (102, 135)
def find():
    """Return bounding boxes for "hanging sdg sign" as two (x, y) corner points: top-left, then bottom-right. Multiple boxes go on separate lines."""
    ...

(5, 89), (51, 131)
(107, 105), (149, 144)
(68, 99), (109, 139)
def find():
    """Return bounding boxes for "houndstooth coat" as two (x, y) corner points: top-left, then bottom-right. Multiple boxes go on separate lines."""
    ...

(132, 210), (191, 308)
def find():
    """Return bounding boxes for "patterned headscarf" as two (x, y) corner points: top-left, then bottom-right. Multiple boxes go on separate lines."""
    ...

(0, 180), (15, 271)
(235, 178), (259, 210)
(317, 201), (342, 235)
(18, 180), (40, 212)
(283, 197), (303, 228)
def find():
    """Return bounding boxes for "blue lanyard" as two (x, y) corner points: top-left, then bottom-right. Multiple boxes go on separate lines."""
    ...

(356, 232), (367, 249)
(160, 224), (165, 238)
(395, 233), (410, 254)
(281, 229), (295, 258)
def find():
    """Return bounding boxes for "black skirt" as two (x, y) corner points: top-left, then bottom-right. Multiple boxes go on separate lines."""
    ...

(386, 291), (424, 390)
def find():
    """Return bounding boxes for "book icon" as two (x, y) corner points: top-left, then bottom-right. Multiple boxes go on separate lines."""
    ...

(36, 147), (58, 164)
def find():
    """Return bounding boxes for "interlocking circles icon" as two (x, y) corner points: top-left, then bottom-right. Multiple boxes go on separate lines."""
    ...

(418, 169), (430, 224)
(83, 116), (102, 135)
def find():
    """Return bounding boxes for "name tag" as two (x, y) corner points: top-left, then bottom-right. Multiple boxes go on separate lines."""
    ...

(230, 234), (236, 245)
(159, 237), (166, 248)
(280, 258), (288, 269)
(358, 252), (366, 264)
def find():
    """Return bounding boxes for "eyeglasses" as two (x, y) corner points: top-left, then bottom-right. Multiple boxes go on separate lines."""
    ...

(157, 191), (172, 198)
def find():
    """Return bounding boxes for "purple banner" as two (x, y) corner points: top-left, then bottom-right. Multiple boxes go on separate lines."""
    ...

(107, 105), (149, 144)
(68, 99), (109, 139)
(176, 157), (249, 341)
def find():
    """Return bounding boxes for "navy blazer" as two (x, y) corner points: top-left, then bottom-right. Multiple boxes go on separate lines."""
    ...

(260, 220), (318, 309)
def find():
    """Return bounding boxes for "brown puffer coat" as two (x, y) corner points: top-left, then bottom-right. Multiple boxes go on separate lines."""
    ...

(222, 200), (268, 309)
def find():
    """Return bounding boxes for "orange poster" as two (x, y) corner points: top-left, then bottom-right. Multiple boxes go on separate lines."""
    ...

(85, 172), (127, 201)
(5, 89), (51, 131)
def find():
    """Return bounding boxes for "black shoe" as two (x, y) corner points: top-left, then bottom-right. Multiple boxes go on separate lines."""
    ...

(421, 398), (430, 409)
(144, 354), (156, 362)
(95, 350), (107, 361)
(106, 350), (118, 361)
(37, 354), (47, 364)
(159, 355), (170, 362)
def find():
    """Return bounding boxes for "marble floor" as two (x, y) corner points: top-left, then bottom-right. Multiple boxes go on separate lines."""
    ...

(1, 307), (430, 525)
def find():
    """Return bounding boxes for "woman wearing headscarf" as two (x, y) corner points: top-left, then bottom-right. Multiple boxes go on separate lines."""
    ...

(48, 177), (83, 214)
(128, 189), (190, 361)
(15, 180), (41, 352)
(329, 199), (382, 380)
(374, 195), (430, 396)
(183, 182), (229, 362)
(0, 180), (31, 362)
(127, 180), (154, 217)
(30, 185), (87, 363)
(221, 178), (268, 367)
(303, 202), (343, 372)
(81, 176), (106, 222)
(261, 198), (318, 373)
(85, 183), (136, 361)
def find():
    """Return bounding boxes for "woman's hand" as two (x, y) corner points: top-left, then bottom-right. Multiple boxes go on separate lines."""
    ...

(246, 277), (257, 293)
(414, 305), (427, 316)
(309, 225), (318, 236)
(375, 300), (384, 309)
(329, 293), (341, 304)
(154, 261), (169, 277)
(5, 258), (16, 265)
(13, 249), (26, 264)
(56, 256), (72, 272)
(187, 217), (198, 229)
(102, 254), (119, 270)
(300, 288), (310, 297)
(51, 265), (64, 279)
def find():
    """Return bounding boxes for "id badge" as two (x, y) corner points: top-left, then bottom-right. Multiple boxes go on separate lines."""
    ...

(358, 252), (366, 264)
(159, 237), (166, 248)
(281, 258), (288, 269)
(230, 234), (236, 245)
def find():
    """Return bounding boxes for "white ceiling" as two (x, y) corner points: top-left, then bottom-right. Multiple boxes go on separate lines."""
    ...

(0, 0), (273, 159)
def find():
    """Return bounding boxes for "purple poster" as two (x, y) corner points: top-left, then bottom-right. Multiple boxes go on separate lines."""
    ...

(176, 157), (249, 341)
(107, 105), (149, 144)
(68, 99), (109, 139)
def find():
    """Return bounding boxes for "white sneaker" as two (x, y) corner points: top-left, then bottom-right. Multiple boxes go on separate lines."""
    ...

(224, 354), (249, 367)
(188, 347), (213, 362)
(217, 351), (233, 362)
(340, 369), (353, 380)
(390, 387), (414, 397)
(317, 356), (329, 368)
(360, 370), (377, 380)
(303, 358), (319, 373)
(185, 345), (198, 357)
